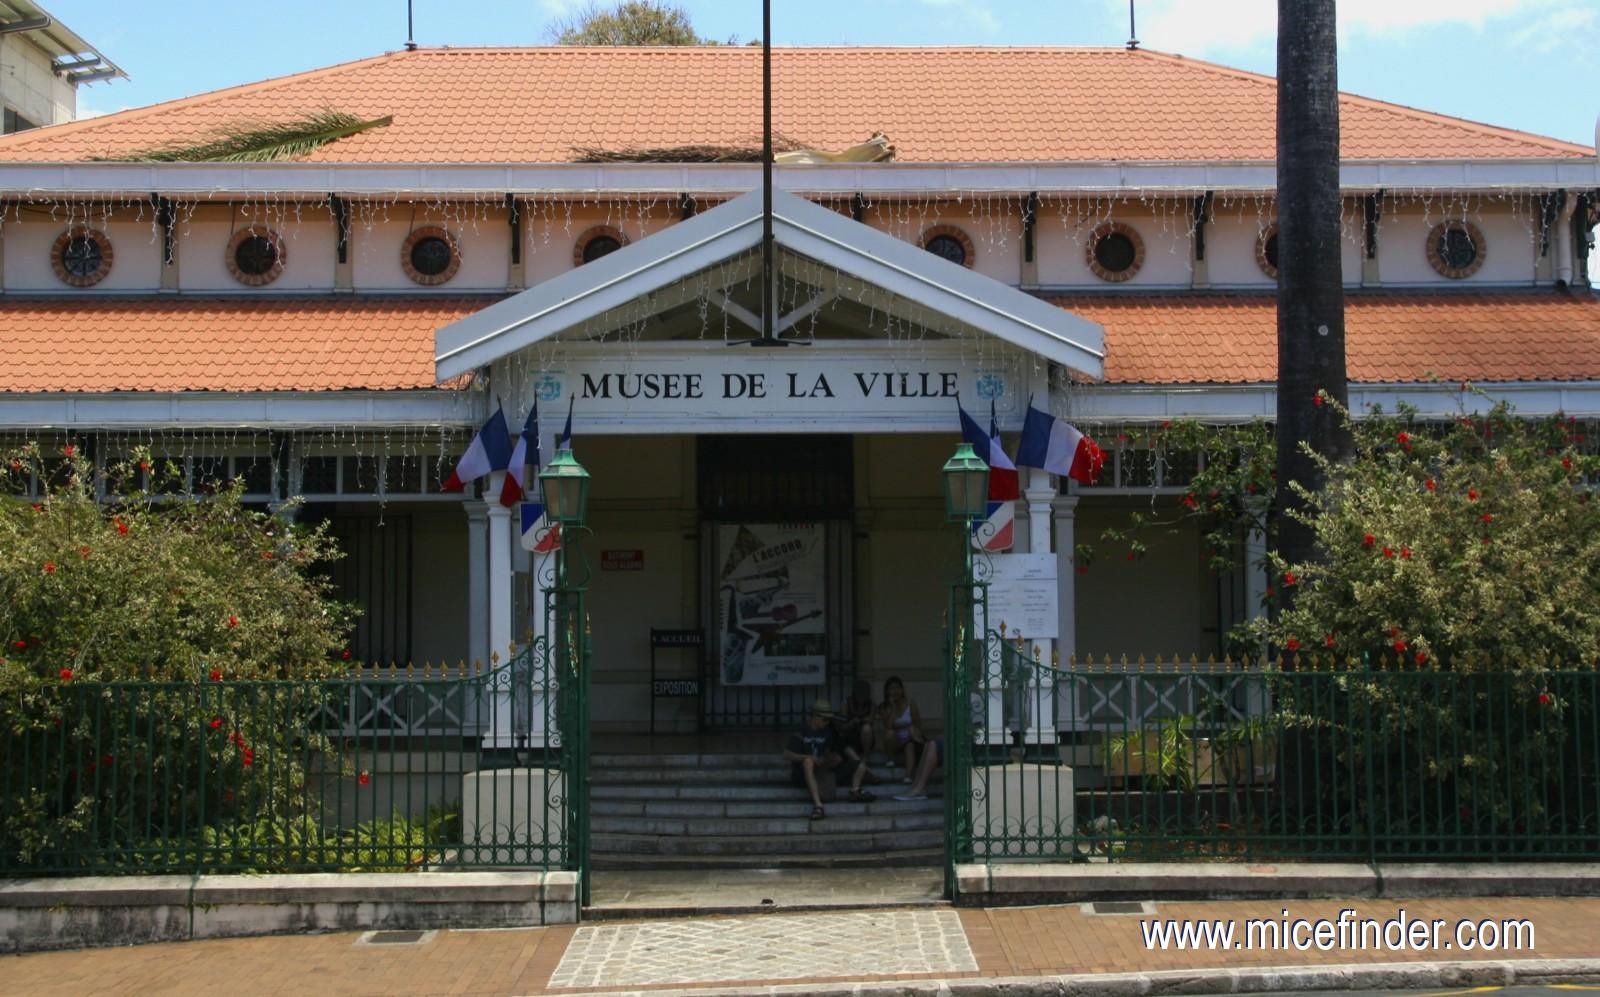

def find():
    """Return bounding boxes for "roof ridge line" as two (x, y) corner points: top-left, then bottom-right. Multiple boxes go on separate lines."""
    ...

(0, 49), (413, 152)
(1130, 48), (1590, 158)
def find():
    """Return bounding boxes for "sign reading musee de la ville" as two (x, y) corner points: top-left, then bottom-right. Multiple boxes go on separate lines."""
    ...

(577, 369), (960, 402)
(519, 346), (1035, 432)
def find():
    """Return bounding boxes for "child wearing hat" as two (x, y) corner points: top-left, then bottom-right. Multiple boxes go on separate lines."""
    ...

(782, 697), (876, 820)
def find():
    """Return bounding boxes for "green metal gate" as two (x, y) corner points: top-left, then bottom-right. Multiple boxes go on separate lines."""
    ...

(941, 543), (987, 897)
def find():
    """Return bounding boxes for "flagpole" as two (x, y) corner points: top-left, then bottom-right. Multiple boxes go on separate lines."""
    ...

(761, 0), (773, 343)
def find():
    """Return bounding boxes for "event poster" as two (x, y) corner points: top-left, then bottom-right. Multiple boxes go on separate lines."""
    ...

(717, 523), (827, 686)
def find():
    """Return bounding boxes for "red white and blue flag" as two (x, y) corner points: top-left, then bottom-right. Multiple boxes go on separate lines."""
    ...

(442, 405), (512, 493)
(958, 399), (1018, 552)
(499, 402), (539, 507)
(1016, 403), (1105, 485)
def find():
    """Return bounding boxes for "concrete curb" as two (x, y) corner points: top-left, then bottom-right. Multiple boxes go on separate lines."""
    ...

(560, 957), (1600, 997)
(0, 870), (578, 953)
(955, 862), (1600, 904)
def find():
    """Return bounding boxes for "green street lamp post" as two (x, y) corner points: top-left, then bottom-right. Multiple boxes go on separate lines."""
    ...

(939, 441), (988, 894)
(536, 445), (592, 903)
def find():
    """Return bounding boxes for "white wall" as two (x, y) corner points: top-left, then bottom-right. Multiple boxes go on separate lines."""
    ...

(2, 207), (163, 291)
(1034, 203), (1194, 288)
(351, 202), (509, 291)
(178, 203), (336, 291)
(0, 34), (76, 128)
(1375, 203), (1538, 286)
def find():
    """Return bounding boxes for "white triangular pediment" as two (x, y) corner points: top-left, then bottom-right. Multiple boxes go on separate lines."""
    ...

(434, 189), (1104, 382)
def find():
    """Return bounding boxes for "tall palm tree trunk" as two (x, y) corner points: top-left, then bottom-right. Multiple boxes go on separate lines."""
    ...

(1275, 0), (1352, 594)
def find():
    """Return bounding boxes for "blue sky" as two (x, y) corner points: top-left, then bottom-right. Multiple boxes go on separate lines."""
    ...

(58, 0), (1599, 149)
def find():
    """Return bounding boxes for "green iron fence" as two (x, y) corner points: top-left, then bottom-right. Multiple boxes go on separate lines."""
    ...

(1, 634), (588, 884)
(949, 637), (1600, 869)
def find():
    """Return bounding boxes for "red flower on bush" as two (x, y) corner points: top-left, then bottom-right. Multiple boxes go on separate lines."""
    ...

(1283, 572), (1297, 586)
(1285, 638), (1300, 651)
(115, 517), (128, 535)
(341, 648), (352, 661)
(62, 445), (76, 458)
(1324, 634), (1336, 648)
(1390, 627), (1401, 637)
(12, 639), (25, 649)
(261, 550), (274, 560)
(1481, 513), (1493, 524)
(1467, 488), (1479, 501)
(1563, 457), (1574, 470)
(1392, 640), (1406, 652)
(209, 716), (223, 729)
(1396, 431), (1410, 444)
(101, 754), (113, 767)
(241, 750), (254, 767)
(1400, 547), (1411, 559)
(358, 771), (371, 786)
(1414, 652), (1427, 665)
(8, 459), (19, 472)
(1364, 534), (1376, 546)
(1312, 394), (1323, 407)
(208, 670), (222, 682)
(138, 461), (150, 473)
(59, 668), (72, 681)
(1182, 494), (1197, 508)
(226, 615), (239, 628)
(43, 561), (57, 574)
(30, 502), (42, 513)
(1382, 547), (1395, 559)
(1076, 564), (1089, 575)
(1425, 479), (1437, 492)
(1538, 693), (1553, 706)
(79, 546), (90, 559)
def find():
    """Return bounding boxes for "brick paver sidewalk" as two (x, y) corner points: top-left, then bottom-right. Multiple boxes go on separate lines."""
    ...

(6, 897), (1598, 996)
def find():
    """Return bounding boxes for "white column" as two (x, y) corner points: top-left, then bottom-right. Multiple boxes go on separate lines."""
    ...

(465, 502), (489, 668)
(1242, 501), (1272, 715)
(486, 471), (514, 666)
(1023, 469), (1058, 746)
(1052, 492), (1082, 731)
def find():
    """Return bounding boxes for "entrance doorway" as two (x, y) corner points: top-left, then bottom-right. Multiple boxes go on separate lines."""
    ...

(696, 434), (855, 729)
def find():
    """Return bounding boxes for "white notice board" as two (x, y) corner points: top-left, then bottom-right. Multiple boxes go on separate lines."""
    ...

(980, 553), (1058, 639)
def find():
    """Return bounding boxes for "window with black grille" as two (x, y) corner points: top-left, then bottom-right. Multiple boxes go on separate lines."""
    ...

(697, 434), (854, 520)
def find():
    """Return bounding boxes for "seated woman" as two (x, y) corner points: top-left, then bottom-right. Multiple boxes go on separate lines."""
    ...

(877, 676), (926, 783)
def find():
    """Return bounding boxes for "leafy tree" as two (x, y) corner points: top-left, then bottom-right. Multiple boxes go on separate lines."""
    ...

(547, 1), (729, 45)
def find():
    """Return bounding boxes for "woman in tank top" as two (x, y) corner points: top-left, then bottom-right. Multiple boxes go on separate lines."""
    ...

(878, 675), (926, 782)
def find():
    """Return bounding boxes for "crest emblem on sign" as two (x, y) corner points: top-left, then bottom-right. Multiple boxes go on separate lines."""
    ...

(534, 374), (562, 402)
(976, 372), (1005, 400)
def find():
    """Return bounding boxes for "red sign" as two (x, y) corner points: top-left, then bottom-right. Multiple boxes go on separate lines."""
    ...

(601, 549), (645, 571)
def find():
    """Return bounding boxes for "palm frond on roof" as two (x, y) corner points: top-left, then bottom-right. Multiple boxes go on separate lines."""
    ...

(91, 110), (393, 163)
(572, 133), (806, 163)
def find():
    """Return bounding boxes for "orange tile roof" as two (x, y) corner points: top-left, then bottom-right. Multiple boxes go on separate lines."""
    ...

(0, 47), (1586, 164)
(1049, 291), (1600, 385)
(2, 290), (1596, 396)
(0, 295), (494, 393)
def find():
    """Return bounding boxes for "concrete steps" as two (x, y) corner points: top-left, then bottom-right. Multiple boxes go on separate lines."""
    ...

(588, 747), (946, 870)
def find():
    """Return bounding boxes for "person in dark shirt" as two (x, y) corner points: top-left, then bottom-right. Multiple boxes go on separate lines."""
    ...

(783, 697), (875, 820)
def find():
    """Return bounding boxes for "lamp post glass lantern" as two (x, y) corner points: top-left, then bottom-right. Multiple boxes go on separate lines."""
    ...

(538, 447), (591, 528)
(942, 442), (990, 523)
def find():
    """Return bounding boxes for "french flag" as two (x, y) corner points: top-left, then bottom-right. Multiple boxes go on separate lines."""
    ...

(499, 402), (539, 507)
(957, 400), (1020, 502)
(1016, 403), (1105, 485)
(442, 405), (513, 493)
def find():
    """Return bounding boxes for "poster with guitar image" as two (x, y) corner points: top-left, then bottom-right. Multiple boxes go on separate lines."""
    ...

(717, 523), (827, 686)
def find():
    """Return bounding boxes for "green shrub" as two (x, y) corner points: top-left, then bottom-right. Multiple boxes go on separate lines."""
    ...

(1, 443), (355, 870)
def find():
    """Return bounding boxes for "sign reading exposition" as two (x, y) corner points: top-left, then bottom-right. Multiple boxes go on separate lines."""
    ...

(717, 523), (827, 686)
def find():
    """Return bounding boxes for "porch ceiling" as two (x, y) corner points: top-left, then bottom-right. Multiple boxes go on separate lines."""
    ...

(433, 189), (1106, 382)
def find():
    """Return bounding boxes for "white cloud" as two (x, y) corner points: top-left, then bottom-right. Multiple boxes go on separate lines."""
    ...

(1118, 0), (1591, 57)
(1509, 7), (1598, 52)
